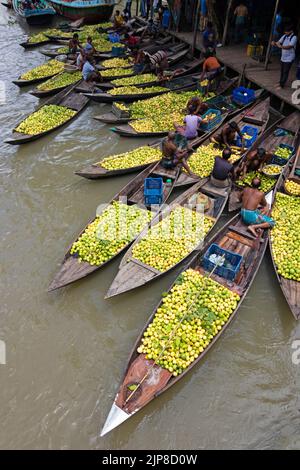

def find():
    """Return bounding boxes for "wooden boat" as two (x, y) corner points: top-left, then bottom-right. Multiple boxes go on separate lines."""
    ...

(268, 149), (300, 320)
(5, 84), (89, 145)
(228, 111), (300, 212)
(110, 78), (240, 139)
(12, 0), (56, 25)
(75, 141), (163, 179)
(48, 162), (180, 291)
(83, 74), (198, 104)
(47, 0), (116, 23)
(93, 47), (190, 83)
(20, 38), (51, 49)
(106, 179), (231, 299)
(93, 59), (204, 124)
(12, 60), (64, 87)
(101, 207), (271, 436)
(175, 96), (271, 188)
(30, 74), (83, 98)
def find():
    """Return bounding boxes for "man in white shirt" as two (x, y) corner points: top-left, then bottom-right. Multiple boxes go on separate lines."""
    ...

(272, 25), (297, 89)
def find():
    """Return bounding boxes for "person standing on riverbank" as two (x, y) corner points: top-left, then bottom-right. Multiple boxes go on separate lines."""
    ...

(272, 25), (298, 90)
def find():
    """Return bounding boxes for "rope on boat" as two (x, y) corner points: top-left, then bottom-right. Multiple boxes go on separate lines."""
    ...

(124, 255), (225, 405)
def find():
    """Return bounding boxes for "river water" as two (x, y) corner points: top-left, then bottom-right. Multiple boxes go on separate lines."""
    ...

(0, 7), (300, 450)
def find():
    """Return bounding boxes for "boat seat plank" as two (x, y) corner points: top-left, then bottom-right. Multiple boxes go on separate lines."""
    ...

(228, 225), (257, 241)
(130, 257), (162, 274)
(60, 93), (88, 110)
(227, 231), (254, 248)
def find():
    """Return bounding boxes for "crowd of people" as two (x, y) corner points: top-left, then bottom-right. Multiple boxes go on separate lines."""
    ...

(65, 6), (275, 237)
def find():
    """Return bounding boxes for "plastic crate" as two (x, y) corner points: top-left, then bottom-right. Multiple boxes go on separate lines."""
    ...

(209, 96), (237, 114)
(271, 143), (295, 166)
(202, 244), (243, 281)
(232, 87), (255, 106)
(236, 125), (258, 148)
(144, 177), (163, 205)
(200, 108), (222, 131)
(112, 46), (126, 57)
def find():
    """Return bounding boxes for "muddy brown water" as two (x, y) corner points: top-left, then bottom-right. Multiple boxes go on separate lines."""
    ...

(0, 8), (300, 450)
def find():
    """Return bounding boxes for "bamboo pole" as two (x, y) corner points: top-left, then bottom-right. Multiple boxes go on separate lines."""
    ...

(264, 0), (280, 70)
(222, 0), (233, 46)
(192, 0), (201, 54)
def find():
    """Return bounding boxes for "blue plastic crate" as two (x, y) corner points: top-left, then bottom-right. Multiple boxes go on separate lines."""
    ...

(271, 143), (295, 166)
(112, 46), (126, 57)
(200, 108), (222, 132)
(202, 243), (243, 281)
(144, 177), (163, 205)
(232, 87), (255, 106)
(236, 125), (258, 148)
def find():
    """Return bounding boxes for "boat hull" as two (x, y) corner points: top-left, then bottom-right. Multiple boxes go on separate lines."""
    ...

(47, 1), (114, 23)
(26, 13), (55, 25)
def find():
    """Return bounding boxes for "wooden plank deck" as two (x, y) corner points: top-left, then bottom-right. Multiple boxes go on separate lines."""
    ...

(169, 31), (300, 111)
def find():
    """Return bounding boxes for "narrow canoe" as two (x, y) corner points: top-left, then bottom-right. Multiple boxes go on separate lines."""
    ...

(268, 148), (300, 320)
(30, 75), (83, 98)
(20, 38), (51, 49)
(48, 162), (180, 291)
(83, 73), (198, 104)
(228, 110), (300, 212)
(5, 84), (90, 145)
(101, 208), (271, 436)
(105, 179), (231, 298)
(175, 95), (271, 188)
(110, 78), (240, 138)
(75, 130), (211, 180)
(12, 62), (64, 87)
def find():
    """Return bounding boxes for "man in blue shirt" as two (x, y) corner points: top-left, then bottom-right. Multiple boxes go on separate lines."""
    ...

(82, 58), (100, 83)
(272, 25), (297, 89)
(203, 22), (217, 52)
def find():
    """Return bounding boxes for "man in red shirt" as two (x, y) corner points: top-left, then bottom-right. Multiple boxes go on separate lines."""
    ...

(200, 51), (222, 82)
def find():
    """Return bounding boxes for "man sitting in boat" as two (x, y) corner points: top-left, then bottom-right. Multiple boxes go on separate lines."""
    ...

(123, 33), (140, 51)
(235, 147), (272, 179)
(83, 37), (96, 57)
(239, 177), (275, 237)
(69, 34), (80, 55)
(210, 148), (234, 188)
(143, 50), (168, 75)
(113, 10), (125, 30)
(82, 58), (101, 83)
(187, 96), (209, 116)
(161, 132), (196, 177)
(212, 121), (244, 149)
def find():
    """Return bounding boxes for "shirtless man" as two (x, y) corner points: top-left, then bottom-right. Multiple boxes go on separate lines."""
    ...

(235, 147), (272, 179)
(212, 121), (244, 149)
(161, 132), (196, 177)
(239, 177), (275, 237)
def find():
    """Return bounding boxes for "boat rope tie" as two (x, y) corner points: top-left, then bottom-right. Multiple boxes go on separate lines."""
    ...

(124, 255), (225, 405)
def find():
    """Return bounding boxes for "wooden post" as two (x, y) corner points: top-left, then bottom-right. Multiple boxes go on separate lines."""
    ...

(264, 0), (280, 70)
(192, 0), (201, 54)
(222, 0), (233, 46)
(136, 0), (139, 17)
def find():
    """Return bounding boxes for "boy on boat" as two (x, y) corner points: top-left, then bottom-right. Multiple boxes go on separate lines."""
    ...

(113, 10), (125, 30)
(239, 177), (275, 237)
(212, 121), (244, 149)
(161, 132), (197, 178)
(200, 51), (222, 83)
(174, 106), (203, 141)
